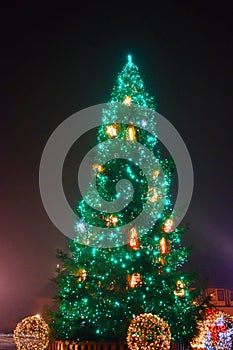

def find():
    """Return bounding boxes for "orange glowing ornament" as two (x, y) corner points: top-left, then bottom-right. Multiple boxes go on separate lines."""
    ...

(106, 124), (119, 138)
(163, 219), (174, 233)
(123, 96), (132, 106)
(128, 227), (139, 250)
(105, 215), (118, 227)
(159, 237), (170, 255)
(174, 280), (185, 297)
(147, 187), (158, 203)
(126, 125), (137, 141)
(152, 170), (160, 179)
(130, 273), (142, 288)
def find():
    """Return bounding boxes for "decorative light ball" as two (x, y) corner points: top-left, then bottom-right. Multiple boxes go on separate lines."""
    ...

(127, 313), (171, 350)
(191, 309), (233, 350)
(14, 314), (50, 350)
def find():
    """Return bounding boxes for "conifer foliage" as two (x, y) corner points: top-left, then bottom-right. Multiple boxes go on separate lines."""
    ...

(48, 55), (205, 343)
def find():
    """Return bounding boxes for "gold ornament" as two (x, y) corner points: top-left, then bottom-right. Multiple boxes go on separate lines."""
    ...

(81, 270), (87, 280)
(92, 164), (104, 173)
(106, 124), (119, 137)
(123, 96), (132, 106)
(74, 269), (87, 281)
(126, 125), (137, 141)
(147, 187), (158, 202)
(174, 279), (185, 297)
(105, 215), (118, 227)
(152, 170), (160, 179)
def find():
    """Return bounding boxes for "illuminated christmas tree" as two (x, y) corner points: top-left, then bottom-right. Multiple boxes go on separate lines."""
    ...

(48, 55), (206, 344)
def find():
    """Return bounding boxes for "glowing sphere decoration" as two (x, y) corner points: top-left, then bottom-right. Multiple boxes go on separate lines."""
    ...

(14, 314), (50, 350)
(127, 313), (171, 350)
(190, 309), (233, 350)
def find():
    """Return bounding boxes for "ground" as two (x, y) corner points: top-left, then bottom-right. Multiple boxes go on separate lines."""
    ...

(0, 334), (16, 350)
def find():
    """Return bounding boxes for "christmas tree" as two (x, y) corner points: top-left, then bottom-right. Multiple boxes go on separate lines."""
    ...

(48, 55), (205, 344)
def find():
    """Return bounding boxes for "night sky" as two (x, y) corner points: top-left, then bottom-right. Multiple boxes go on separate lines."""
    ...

(1, 2), (233, 332)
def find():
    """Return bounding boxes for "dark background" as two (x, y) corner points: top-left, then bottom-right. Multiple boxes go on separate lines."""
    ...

(1, 1), (232, 332)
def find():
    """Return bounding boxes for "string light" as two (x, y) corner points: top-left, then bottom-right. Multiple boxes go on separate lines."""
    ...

(127, 54), (132, 64)
(127, 313), (171, 350)
(14, 314), (49, 350)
